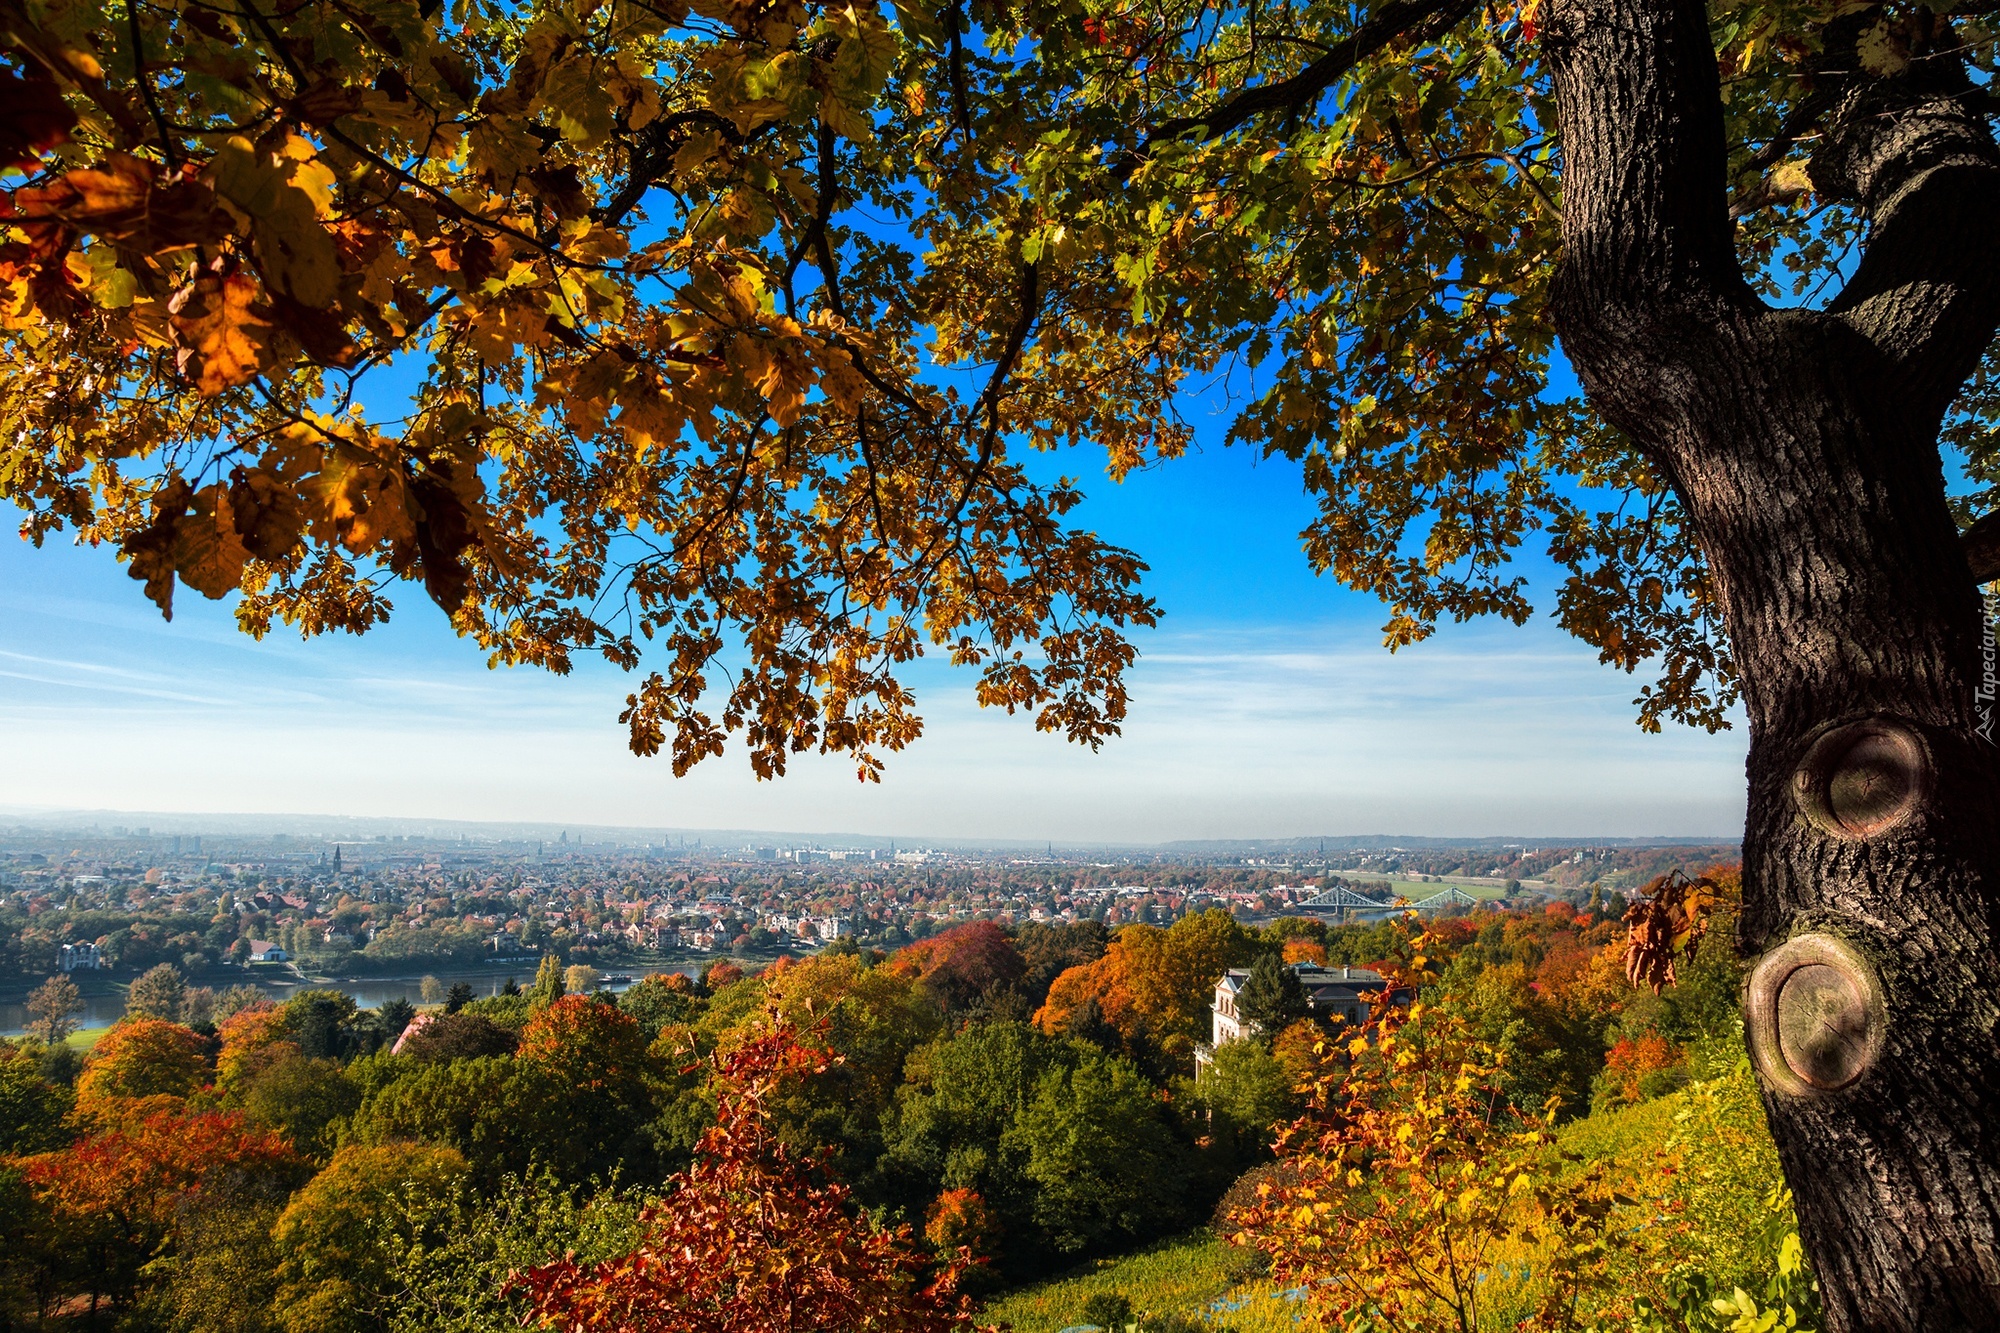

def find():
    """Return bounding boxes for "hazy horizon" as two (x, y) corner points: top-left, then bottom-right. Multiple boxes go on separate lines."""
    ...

(0, 801), (1743, 851)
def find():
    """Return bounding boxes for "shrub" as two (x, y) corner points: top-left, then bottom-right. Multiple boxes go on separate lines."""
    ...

(1078, 1292), (1133, 1330)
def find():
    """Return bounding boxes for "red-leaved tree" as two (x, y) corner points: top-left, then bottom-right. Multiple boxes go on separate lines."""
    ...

(889, 921), (1027, 1015)
(514, 1023), (981, 1333)
(14, 1108), (302, 1312)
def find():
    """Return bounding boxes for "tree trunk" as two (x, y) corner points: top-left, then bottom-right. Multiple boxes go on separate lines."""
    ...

(1544, 0), (2000, 1327)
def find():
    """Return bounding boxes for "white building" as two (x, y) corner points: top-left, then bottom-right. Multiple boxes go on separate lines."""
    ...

(1197, 961), (1391, 1073)
(58, 941), (102, 972)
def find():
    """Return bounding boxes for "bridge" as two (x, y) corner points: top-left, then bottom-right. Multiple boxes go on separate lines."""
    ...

(1295, 883), (1487, 917)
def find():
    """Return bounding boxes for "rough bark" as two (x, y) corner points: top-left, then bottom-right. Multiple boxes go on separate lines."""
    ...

(1544, 0), (2000, 1327)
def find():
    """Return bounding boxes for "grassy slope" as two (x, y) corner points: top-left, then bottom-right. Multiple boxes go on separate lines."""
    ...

(979, 1094), (1717, 1332)
(978, 1232), (1310, 1333)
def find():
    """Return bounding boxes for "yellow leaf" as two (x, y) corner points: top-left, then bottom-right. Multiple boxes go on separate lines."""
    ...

(173, 484), (253, 598)
(167, 274), (271, 395)
(206, 137), (342, 308)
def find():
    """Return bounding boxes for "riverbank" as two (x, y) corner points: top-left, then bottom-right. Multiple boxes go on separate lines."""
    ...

(1, 948), (794, 1036)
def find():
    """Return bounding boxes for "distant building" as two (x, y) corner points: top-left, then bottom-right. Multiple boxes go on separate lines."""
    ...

(1198, 962), (1391, 1073)
(249, 940), (288, 963)
(59, 941), (102, 972)
(391, 1011), (434, 1055)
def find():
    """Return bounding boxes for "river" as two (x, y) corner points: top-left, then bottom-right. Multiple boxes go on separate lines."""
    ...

(0, 961), (702, 1036)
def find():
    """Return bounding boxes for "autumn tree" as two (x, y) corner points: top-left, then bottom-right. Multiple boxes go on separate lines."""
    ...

(24, 973), (82, 1045)
(1036, 908), (1256, 1066)
(74, 1016), (210, 1118)
(14, 1109), (301, 1313)
(125, 962), (188, 1022)
(888, 920), (1029, 1016)
(515, 1024), (977, 1332)
(217, 1001), (302, 1092)
(7, 0), (2000, 1321)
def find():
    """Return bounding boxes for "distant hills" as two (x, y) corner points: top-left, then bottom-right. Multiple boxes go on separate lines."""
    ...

(0, 804), (1738, 853)
(1161, 834), (1740, 852)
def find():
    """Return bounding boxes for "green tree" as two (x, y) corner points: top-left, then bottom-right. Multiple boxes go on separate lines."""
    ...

(1191, 1038), (1298, 1159)
(272, 1143), (470, 1333)
(1235, 954), (1308, 1040)
(419, 976), (445, 1007)
(348, 1057), (596, 1187)
(237, 1054), (363, 1164)
(1003, 1049), (1191, 1257)
(24, 974), (82, 1045)
(216, 984), (267, 1020)
(0, 1042), (75, 1155)
(377, 998), (417, 1041)
(135, 1193), (285, 1333)
(527, 956), (566, 1012)
(399, 1013), (520, 1063)
(282, 991), (377, 1061)
(886, 1021), (1076, 1263)
(126, 963), (188, 1022)
(617, 973), (706, 1040)
(381, 1172), (647, 1333)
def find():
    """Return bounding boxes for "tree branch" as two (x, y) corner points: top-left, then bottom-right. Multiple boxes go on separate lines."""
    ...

(1138, 0), (1478, 154)
(1546, 0), (1754, 415)
(1816, 27), (2000, 428)
(1966, 511), (2000, 582)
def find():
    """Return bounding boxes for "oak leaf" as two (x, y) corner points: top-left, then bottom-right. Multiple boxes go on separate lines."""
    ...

(167, 273), (271, 394)
(120, 478), (194, 617)
(206, 137), (341, 308)
(173, 483), (254, 598)
(229, 466), (307, 561)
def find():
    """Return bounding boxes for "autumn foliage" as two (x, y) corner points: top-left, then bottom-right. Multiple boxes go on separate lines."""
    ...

(217, 1000), (301, 1089)
(889, 921), (1028, 1013)
(517, 994), (650, 1093)
(14, 1108), (302, 1305)
(1233, 935), (1633, 1332)
(73, 1016), (210, 1118)
(1033, 907), (1255, 1060)
(514, 1022), (978, 1332)
(1599, 1032), (1684, 1108)
(1623, 869), (1730, 993)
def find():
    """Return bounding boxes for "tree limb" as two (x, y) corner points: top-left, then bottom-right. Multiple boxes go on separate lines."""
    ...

(1816, 27), (2000, 428)
(1967, 511), (2000, 582)
(1546, 0), (1753, 414)
(1138, 0), (1478, 154)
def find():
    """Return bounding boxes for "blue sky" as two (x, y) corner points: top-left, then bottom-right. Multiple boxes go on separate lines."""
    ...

(0, 398), (1750, 842)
